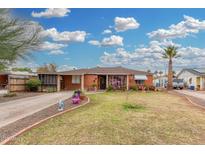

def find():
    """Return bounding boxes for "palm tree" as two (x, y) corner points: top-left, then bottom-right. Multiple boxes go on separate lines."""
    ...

(158, 71), (163, 87)
(162, 46), (180, 90)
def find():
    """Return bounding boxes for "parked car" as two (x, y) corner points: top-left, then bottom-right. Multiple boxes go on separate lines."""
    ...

(164, 79), (184, 89)
(173, 79), (184, 89)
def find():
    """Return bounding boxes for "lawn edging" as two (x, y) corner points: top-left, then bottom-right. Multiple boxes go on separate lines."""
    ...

(0, 96), (90, 145)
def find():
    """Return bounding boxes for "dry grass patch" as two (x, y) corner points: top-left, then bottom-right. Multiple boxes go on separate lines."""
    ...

(9, 91), (205, 145)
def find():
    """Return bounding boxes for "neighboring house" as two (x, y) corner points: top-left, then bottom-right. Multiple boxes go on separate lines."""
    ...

(0, 71), (37, 92)
(56, 66), (153, 91)
(153, 75), (167, 88)
(177, 68), (205, 90)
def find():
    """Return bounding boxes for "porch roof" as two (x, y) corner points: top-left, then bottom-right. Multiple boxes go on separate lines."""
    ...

(0, 71), (37, 76)
(58, 66), (152, 76)
(134, 75), (148, 80)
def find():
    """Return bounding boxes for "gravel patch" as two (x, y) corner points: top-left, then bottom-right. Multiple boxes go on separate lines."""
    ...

(0, 92), (43, 103)
(0, 97), (88, 143)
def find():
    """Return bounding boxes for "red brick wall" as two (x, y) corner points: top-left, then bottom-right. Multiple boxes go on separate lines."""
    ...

(63, 75), (81, 90)
(62, 74), (153, 91)
(128, 74), (153, 88)
(84, 74), (98, 90)
(144, 75), (153, 86)
(129, 75), (136, 87)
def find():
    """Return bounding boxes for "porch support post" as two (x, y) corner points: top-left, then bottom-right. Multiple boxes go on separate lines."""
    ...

(57, 75), (61, 92)
(200, 77), (204, 90)
(8, 75), (11, 93)
(81, 74), (84, 91)
(126, 75), (129, 90)
(106, 75), (109, 89)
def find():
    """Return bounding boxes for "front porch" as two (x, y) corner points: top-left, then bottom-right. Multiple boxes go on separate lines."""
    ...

(57, 74), (131, 91)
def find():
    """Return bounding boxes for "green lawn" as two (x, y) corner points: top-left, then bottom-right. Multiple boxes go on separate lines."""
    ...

(10, 91), (205, 144)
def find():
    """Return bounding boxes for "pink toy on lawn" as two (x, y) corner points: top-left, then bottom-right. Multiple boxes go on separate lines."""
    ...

(72, 92), (81, 104)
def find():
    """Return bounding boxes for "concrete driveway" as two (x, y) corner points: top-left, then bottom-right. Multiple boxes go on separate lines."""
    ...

(0, 91), (73, 128)
(174, 90), (205, 108)
(175, 90), (205, 100)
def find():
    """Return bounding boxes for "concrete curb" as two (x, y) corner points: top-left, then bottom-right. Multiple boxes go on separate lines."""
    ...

(0, 96), (90, 145)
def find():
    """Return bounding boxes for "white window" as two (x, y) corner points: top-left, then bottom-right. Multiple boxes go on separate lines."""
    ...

(72, 75), (81, 84)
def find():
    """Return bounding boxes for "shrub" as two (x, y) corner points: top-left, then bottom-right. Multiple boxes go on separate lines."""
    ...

(47, 87), (57, 93)
(106, 85), (113, 91)
(148, 85), (155, 91)
(3, 93), (17, 97)
(92, 83), (97, 88)
(26, 79), (41, 92)
(136, 85), (144, 91)
(144, 85), (155, 91)
(130, 86), (138, 91)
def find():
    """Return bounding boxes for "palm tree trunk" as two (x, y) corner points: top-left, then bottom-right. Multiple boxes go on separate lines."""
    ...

(167, 58), (173, 90)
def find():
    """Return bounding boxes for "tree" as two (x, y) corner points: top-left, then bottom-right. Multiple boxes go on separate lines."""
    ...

(154, 70), (158, 76)
(147, 69), (151, 73)
(37, 63), (57, 73)
(162, 46), (180, 90)
(159, 71), (163, 76)
(26, 78), (41, 92)
(11, 67), (32, 72)
(0, 9), (43, 71)
(158, 71), (163, 87)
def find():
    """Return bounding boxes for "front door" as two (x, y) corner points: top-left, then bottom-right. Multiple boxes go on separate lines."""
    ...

(99, 75), (106, 90)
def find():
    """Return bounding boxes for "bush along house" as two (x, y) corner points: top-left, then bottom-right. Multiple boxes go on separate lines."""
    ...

(41, 66), (153, 92)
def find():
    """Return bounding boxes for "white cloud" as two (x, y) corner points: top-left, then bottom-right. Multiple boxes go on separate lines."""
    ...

(102, 29), (112, 34)
(57, 65), (77, 71)
(101, 35), (123, 46)
(147, 15), (205, 40)
(38, 41), (67, 50)
(49, 50), (64, 55)
(100, 40), (205, 70)
(89, 35), (123, 47)
(42, 28), (87, 42)
(31, 8), (70, 18)
(88, 40), (101, 46)
(114, 17), (140, 32)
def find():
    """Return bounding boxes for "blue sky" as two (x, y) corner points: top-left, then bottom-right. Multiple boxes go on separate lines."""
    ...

(11, 8), (205, 72)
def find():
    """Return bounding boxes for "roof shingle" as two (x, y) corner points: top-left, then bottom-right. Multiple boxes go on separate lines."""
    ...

(58, 66), (152, 75)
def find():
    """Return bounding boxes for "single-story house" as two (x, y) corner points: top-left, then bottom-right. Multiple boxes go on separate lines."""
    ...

(177, 68), (205, 90)
(0, 66), (153, 92)
(49, 66), (153, 91)
(153, 75), (167, 88)
(0, 71), (37, 92)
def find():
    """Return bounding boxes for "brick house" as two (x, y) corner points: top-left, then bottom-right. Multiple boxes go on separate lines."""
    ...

(48, 66), (153, 91)
(0, 66), (153, 92)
